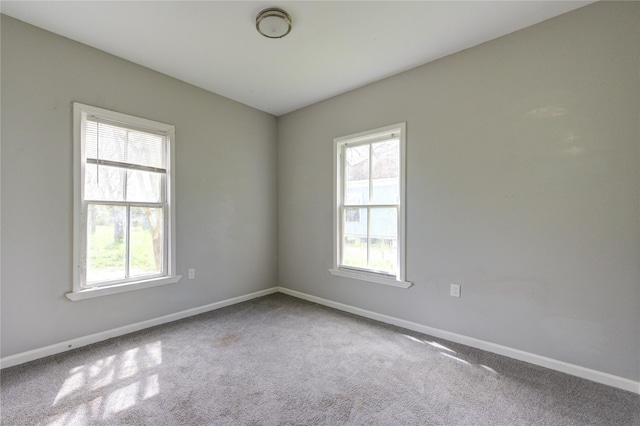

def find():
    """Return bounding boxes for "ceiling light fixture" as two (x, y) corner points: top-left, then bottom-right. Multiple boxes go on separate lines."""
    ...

(256, 8), (292, 39)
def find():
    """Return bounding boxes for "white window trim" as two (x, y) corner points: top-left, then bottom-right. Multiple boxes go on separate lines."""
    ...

(330, 122), (411, 289)
(68, 103), (181, 301)
(66, 275), (182, 301)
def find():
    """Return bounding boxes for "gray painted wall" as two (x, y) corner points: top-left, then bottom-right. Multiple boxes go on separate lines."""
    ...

(277, 2), (640, 381)
(2, 2), (639, 383)
(1, 15), (278, 357)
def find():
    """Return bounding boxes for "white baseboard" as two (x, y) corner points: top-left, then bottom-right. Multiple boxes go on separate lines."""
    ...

(0, 287), (279, 370)
(2, 285), (638, 395)
(277, 287), (640, 395)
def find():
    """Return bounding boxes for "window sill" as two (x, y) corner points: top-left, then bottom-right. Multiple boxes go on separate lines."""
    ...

(66, 275), (183, 301)
(329, 268), (412, 288)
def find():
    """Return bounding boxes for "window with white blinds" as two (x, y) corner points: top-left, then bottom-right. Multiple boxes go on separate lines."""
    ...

(83, 118), (166, 204)
(69, 103), (180, 300)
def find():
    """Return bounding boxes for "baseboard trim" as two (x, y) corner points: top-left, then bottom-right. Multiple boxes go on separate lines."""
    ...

(0, 287), (279, 370)
(277, 286), (640, 395)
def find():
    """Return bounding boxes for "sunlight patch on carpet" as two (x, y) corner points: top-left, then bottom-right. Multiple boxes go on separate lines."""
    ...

(49, 340), (164, 422)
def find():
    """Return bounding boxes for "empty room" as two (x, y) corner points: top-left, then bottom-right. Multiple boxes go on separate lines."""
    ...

(1, 1), (639, 425)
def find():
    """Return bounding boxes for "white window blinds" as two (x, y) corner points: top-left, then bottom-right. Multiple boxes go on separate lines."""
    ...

(85, 118), (166, 172)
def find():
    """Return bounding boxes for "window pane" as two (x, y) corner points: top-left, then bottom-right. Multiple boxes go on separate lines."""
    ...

(369, 208), (397, 274)
(130, 207), (163, 277)
(345, 207), (361, 223)
(85, 164), (125, 201)
(86, 204), (127, 284)
(371, 139), (399, 204)
(345, 144), (369, 204)
(342, 208), (368, 269)
(127, 170), (162, 202)
(344, 190), (363, 206)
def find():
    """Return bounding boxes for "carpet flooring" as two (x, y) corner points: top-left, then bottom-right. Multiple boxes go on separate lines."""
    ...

(1, 293), (639, 425)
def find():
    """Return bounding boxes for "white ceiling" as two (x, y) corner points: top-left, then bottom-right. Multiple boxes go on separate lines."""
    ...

(1, 1), (593, 116)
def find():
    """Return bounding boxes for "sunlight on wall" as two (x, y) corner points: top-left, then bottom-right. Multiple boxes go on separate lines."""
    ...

(49, 340), (162, 424)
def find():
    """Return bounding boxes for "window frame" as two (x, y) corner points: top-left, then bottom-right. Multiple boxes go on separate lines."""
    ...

(330, 122), (411, 288)
(68, 103), (181, 301)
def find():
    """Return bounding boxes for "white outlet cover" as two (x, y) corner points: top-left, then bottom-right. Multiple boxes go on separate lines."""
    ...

(450, 284), (461, 297)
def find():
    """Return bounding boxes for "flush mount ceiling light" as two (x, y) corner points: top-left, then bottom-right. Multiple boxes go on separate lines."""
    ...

(256, 8), (292, 39)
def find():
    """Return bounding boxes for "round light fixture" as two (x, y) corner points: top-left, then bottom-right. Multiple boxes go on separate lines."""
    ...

(256, 8), (292, 39)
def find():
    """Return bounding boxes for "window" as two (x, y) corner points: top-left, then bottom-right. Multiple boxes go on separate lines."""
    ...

(69, 103), (180, 300)
(330, 123), (411, 288)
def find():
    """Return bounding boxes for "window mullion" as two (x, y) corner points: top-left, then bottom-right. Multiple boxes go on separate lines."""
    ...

(339, 145), (346, 267)
(161, 158), (167, 204)
(339, 205), (344, 266)
(163, 203), (168, 275)
(368, 143), (373, 203)
(125, 204), (131, 279)
(367, 143), (373, 269)
(396, 205), (401, 279)
(124, 130), (130, 200)
(366, 207), (371, 269)
(81, 200), (89, 289)
(123, 130), (130, 279)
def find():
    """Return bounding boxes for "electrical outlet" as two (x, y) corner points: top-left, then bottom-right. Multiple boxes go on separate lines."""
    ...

(450, 283), (461, 298)
(188, 268), (195, 279)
